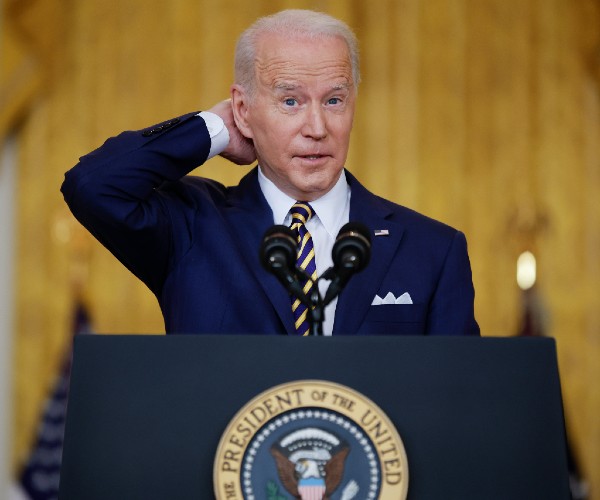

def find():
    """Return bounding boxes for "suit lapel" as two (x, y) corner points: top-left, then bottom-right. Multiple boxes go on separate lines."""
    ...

(333, 172), (405, 335)
(224, 168), (295, 334)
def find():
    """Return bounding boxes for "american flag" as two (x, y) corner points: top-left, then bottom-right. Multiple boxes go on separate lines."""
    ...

(19, 302), (92, 500)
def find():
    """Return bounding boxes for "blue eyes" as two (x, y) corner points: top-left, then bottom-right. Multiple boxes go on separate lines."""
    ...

(282, 98), (342, 106)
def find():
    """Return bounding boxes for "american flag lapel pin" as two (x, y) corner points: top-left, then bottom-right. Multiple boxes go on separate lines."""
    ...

(374, 229), (389, 236)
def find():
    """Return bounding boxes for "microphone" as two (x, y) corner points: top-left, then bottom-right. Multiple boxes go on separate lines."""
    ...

(323, 222), (371, 305)
(260, 225), (311, 306)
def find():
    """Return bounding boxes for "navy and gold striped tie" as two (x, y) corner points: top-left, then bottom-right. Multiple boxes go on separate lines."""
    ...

(289, 202), (317, 336)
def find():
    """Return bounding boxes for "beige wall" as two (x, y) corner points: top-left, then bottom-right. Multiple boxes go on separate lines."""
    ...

(2, 0), (599, 495)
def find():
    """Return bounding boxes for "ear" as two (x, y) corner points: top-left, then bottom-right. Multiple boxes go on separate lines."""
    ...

(230, 84), (254, 139)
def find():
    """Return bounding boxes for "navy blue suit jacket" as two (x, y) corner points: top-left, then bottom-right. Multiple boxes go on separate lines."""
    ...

(62, 112), (479, 336)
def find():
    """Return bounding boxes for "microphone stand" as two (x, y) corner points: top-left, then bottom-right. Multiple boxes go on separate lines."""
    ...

(308, 285), (324, 336)
(294, 267), (328, 336)
(294, 265), (356, 336)
(307, 265), (344, 335)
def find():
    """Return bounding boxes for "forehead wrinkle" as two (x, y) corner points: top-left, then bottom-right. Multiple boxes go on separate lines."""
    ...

(255, 57), (352, 88)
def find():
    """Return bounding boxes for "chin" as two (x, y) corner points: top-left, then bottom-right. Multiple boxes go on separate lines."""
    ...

(294, 181), (334, 201)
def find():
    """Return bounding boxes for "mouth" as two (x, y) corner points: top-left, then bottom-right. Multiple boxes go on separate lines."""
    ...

(295, 154), (330, 161)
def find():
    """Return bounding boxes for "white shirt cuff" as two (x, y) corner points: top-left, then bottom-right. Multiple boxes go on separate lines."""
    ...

(197, 111), (230, 160)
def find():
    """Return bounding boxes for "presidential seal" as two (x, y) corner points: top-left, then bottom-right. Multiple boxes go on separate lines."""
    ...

(214, 380), (408, 500)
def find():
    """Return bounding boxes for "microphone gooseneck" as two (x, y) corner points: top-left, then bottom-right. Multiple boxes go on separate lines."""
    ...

(260, 225), (311, 307)
(323, 222), (371, 306)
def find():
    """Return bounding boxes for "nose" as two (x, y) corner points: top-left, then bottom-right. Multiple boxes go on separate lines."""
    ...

(301, 104), (327, 140)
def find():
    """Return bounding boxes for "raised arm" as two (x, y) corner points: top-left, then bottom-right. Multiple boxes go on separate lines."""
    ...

(61, 104), (255, 295)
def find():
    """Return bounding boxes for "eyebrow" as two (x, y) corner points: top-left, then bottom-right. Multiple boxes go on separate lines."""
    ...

(273, 82), (352, 92)
(331, 83), (352, 91)
(274, 82), (300, 91)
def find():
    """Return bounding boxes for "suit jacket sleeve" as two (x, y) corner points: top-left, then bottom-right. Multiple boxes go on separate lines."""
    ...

(426, 230), (479, 335)
(61, 112), (212, 295)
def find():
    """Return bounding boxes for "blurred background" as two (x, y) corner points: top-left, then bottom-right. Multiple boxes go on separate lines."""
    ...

(1, 0), (599, 498)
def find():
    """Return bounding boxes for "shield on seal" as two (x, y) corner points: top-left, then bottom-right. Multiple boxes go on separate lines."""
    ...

(298, 477), (326, 500)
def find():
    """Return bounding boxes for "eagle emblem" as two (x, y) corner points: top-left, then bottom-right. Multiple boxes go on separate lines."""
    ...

(270, 427), (356, 500)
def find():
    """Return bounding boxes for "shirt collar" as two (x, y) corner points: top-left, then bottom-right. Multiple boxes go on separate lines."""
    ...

(257, 167), (350, 237)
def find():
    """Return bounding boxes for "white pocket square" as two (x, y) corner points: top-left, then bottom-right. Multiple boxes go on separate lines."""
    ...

(371, 292), (413, 305)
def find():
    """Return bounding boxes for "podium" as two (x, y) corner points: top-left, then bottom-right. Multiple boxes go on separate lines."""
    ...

(59, 335), (570, 499)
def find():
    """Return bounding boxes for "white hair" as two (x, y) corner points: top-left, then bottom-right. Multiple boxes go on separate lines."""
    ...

(234, 9), (360, 97)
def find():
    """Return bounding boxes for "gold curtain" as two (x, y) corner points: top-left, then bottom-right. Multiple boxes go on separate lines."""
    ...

(3, 0), (600, 494)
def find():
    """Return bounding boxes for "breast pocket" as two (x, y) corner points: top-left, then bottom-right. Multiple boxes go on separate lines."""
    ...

(362, 304), (427, 335)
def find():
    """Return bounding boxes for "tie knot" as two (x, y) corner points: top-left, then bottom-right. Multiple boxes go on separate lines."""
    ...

(290, 202), (314, 225)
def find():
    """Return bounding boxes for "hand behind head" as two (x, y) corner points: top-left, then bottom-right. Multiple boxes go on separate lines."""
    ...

(208, 99), (256, 165)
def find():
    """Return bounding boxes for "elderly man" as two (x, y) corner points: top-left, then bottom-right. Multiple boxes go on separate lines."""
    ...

(61, 9), (479, 336)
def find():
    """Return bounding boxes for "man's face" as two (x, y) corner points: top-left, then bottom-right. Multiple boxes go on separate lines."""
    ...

(234, 33), (356, 201)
